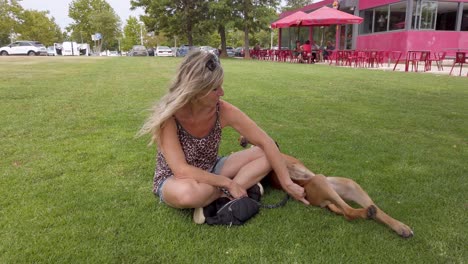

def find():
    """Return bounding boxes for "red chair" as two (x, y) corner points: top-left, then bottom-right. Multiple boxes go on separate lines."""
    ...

(428, 51), (446, 71)
(334, 50), (345, 65)
(449, 52), (466, 76)
(250, 49), (259, 59)
(327, 50), (336, 65)
(346, 50), (365, 67)
(390, 51), (403, 71)
(377, 51), (388, 67)
(407, 51), (430, 72)
(258, 49), (268, 60)
(273, 49), (280, 61)
(280, 50), (291, 62)
(366, 51), (379, 68)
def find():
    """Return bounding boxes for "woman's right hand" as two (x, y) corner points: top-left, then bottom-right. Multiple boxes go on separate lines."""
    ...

(284, 182), (309, 205)
(226, 180), (247, 199)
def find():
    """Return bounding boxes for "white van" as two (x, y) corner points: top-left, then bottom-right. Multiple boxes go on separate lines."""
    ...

(62, 41), (79, 56)
(77, 43), (90, 56)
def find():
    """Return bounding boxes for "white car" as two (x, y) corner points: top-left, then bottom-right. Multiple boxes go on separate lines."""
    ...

(200, 46), (219, 56)
(155, 46), (173, 57)
(47, 46), (56, 56)
(0, 40), (47, 56)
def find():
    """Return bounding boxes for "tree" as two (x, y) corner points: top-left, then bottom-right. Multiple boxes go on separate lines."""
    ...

(206, 0), (235, 57)
(17, 10), (63, 46)
(121, 16), (140, 51)
(68, 0), (121, 52)
(282, 0), (314, 12)
(88, 8), (121, 50)
(130, 0), (209, 46)
(231, 0), (279, 59)
(0, 0), (23, 45)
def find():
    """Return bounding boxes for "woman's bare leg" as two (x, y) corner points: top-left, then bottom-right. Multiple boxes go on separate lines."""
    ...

(162, 178), (222, 208)
(161, 146), (270, 208)
(219, 146), (271, 189)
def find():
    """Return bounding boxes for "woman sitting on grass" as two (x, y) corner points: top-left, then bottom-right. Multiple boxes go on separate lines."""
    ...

(138, 51), (308, 223)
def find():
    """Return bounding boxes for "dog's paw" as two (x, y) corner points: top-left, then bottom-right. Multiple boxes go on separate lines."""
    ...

(366, 205), (377, 219)
(397, 224), (414, 239)
(238, 136), (249, 148)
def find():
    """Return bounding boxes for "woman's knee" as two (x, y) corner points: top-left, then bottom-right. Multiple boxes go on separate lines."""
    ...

(164, 181), (216, 208)
(248, 146), (267, 160)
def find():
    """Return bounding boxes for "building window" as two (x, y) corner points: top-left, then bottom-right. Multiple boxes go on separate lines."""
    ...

(374, 6), (389, 32)
(413, 0), (437, 30)
(389, 2), (407, 31)
(360, 2), (407, 34)
(359, 1), (466, 33)
(436, 2), (458, 30)
(462, 3), (468, 31)
(360, 9), (374, 34)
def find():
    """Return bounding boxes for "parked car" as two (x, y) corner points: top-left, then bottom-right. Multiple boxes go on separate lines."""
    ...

(147, 48), (155, 56)
(176, 44), (189, 57)
(108, 51), (119, 56)
(234, 47), (245, 57)
(226, 46), (235, 57)
(200, 46), (219, 56)
(155, 46), (173, 57)
(176, 45), (199, 57)
(47, 46), (56, 56)
(0, 40), (47, 56)
(128, 45), (148, 56)
(171, 47), (177, 56)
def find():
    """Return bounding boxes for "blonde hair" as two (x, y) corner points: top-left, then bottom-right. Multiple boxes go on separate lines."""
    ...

(138, 51), (224, 144)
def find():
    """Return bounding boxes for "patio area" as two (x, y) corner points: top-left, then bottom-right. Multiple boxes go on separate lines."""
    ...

(248, 49), (468, 77)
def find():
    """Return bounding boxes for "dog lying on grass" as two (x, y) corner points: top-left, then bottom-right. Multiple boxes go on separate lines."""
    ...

(239, 136), (414, 238)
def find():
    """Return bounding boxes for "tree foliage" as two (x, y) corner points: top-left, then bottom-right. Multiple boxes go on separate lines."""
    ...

(121, 16), (140, 51)
(17, 10), (63, 46)
(0, 0), (23, 45)
(131, 0), (209, 46)
(131, 0), (278, 58)
(68, 0), (121, 50)
(205, 0), (235, 57)
(282, 0), (314, 12)
(231, 0), (279, 58)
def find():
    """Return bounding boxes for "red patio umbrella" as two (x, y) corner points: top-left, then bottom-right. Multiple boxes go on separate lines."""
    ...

(271, 6), (363, 50)
(271, 11), (309, 29)
(301, 6), (363, 26)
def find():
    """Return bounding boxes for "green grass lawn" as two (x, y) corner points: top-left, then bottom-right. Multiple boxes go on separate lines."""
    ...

(0, 56), (467, 263)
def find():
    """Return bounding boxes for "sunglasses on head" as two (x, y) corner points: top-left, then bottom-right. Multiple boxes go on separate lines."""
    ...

(206, 54), (220, 71)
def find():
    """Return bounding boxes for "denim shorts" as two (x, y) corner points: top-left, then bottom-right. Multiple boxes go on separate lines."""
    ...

(156, 156), (229, 204)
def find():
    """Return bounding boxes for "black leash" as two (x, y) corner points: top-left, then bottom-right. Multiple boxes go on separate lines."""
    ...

(220, 187), (289, 209)
(258, 193), (290, 209)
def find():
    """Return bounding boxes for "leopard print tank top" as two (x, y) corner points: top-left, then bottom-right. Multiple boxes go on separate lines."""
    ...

(153, 103), (222, 193)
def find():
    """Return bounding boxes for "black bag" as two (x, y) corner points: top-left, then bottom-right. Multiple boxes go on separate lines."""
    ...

(205, 197), (260, 226)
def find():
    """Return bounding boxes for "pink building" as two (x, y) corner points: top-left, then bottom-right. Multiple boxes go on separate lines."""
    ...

(278, 0), (468, 56)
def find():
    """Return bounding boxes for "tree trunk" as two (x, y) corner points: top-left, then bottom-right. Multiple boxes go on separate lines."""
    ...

(244, 25), (250, 59)
(185, 3), (193, 46)
(218, 25), (227, 58)
(243, 0), (251, 59)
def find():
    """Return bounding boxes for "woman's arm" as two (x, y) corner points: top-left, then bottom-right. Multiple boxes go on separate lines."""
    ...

(158, 117), (245, 197)
(220, 101), (309, 204)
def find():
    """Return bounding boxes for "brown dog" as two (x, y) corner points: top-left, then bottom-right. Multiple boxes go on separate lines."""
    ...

(239, 136), (414, 238)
